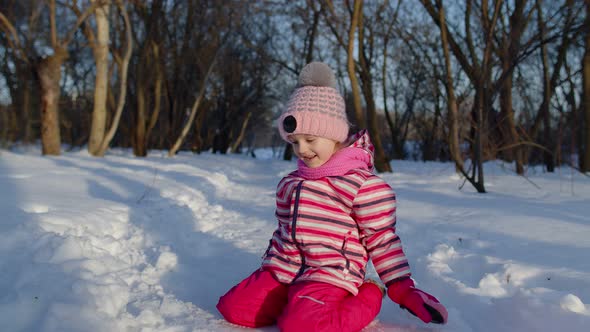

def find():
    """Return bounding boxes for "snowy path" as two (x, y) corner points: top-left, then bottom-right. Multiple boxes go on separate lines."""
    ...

(1, 150), (589, 331)
(1, 151), (277, 331)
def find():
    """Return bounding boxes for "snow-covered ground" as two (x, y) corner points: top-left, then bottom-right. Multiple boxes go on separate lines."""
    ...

(1, 147), (589, 332)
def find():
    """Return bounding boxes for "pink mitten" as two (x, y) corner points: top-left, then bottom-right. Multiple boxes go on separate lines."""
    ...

(387, 277), (448, 324)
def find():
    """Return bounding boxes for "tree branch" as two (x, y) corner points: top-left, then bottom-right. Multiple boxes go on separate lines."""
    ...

(62, 0), (105, 47)
(0, 12), (29, 63)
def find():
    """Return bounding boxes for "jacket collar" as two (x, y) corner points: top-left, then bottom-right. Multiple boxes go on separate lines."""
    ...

(295, 130), (375, 180)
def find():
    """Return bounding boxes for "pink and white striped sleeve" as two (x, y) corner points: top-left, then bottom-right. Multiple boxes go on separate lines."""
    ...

(352, 176), (411, 286)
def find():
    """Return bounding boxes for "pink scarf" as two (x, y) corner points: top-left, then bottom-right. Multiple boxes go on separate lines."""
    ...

(296, 146), (371, 180)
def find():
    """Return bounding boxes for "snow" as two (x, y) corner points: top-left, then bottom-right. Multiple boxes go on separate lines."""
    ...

(1, 147), (589, 332)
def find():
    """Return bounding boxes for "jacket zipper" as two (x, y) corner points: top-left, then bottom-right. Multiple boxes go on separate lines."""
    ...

(262, 238), (272, 259)
(292, 180), (306, 280)
(341, 232), (351, 275)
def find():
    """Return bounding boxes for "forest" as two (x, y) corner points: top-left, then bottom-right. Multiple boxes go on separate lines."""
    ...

(1, 0), (589, 193)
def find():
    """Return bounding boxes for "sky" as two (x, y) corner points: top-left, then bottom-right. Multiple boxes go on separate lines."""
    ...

(0, 146), (589, 332)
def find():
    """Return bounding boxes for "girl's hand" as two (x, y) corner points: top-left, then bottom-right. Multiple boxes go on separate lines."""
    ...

(387, 277), (448, 324)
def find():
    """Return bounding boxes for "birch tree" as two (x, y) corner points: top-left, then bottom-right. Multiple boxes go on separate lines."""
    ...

(95, 0), (132, 156)
(87, 0), (110, 155)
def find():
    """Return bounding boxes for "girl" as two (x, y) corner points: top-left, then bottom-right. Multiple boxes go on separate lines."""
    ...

(217, 62), (447, 332)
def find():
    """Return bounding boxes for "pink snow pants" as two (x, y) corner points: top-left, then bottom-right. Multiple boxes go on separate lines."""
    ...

(217, 269), (383, 332)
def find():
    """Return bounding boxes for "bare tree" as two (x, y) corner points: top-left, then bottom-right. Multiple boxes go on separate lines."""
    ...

(168, 47), (219, 157)
(495, 0), (532, 174)
(420, 0), (503, 192)
(386, 8), (442, 161)
(95, 0), (132, 156)
(262, 0), (327, 161)
(292, 0), (325, 160)
(129, 0), (166, 156)
(87, 0), (110, 155)
(1, 0), (100, 155)
(356, 1), (391, 172)
(379, 1), (401, 159)
(322, 0), (392, 172)
(0, 2), (39, 144)
(346, 0), (365, 129)
(437, 0), (463, 171)
(41, 1), (101, 155)
(527, 0), (577, 172)
(321, 0), (365, 129)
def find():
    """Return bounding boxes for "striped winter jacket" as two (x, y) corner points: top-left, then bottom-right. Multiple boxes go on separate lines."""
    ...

(261, 131), (411, 295)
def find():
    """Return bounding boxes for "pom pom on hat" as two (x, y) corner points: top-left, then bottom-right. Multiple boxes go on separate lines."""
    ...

(278, 62), (349, 143)
(297, 62), (338, 88)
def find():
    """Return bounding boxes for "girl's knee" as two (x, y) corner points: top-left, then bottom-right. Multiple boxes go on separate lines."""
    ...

(217, 270), (288, 328)
(277, 293), (338, 332)
(278, 283), (382, 332)
(217, 289), (276, 327)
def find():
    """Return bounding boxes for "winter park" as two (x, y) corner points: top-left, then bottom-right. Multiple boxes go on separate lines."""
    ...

(1, 1), (590, 332)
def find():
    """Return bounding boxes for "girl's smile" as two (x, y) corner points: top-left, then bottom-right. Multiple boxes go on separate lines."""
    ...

(288, 134), (341, 168)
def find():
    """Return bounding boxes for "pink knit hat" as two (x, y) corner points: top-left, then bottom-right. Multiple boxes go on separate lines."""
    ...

(278, 62), (349, 143)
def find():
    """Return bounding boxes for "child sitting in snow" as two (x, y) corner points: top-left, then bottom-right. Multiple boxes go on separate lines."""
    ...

(217, 62), (448, 332)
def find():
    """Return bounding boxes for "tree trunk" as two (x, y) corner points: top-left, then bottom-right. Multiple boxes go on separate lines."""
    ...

(8, 106), (18, 142)
(9, 63), (35, 143)
(381, 39), (396, 160)
(134, 76), (147, 156)
(145, 43), (163, 148)
(426, 87), (442, 161)
(582, 0), (590, 172)
(357, 7), (391, 172)
(3, 67), (18, 142)
(22, 79), (33, 143)
(1, 105), (8, 146)
(527, 0), (573, 164)
(536, 0), (555, 172)
(37, 50), (67, 155)
(88, 0), (110, 155)
(438, 0), (463, 171)
(365, 88), (391, 172)
(499, 65), (525, 173)
(474, 88), (486, 193)
(420, 0), (497, 193)
(96, 0), (133, 157)
(496, 0), (527, 174)
(230, 112), (252, 153)
(347, 0), (364, 129)
(168, 54), (218, 157)
(191, 97), (209, 153)
(133, 43), (149, 157)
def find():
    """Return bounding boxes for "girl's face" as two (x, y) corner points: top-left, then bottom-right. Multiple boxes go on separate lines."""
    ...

(289, 134), (341, 168)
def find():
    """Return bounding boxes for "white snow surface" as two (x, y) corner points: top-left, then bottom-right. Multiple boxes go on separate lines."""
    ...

(1, 147), (589, 332)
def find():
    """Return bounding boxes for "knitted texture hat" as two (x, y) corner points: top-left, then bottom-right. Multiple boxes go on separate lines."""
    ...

(278, 62), (349, 143)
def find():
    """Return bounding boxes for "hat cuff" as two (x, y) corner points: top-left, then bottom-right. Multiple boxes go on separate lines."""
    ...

(279, 111), (349, 143)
